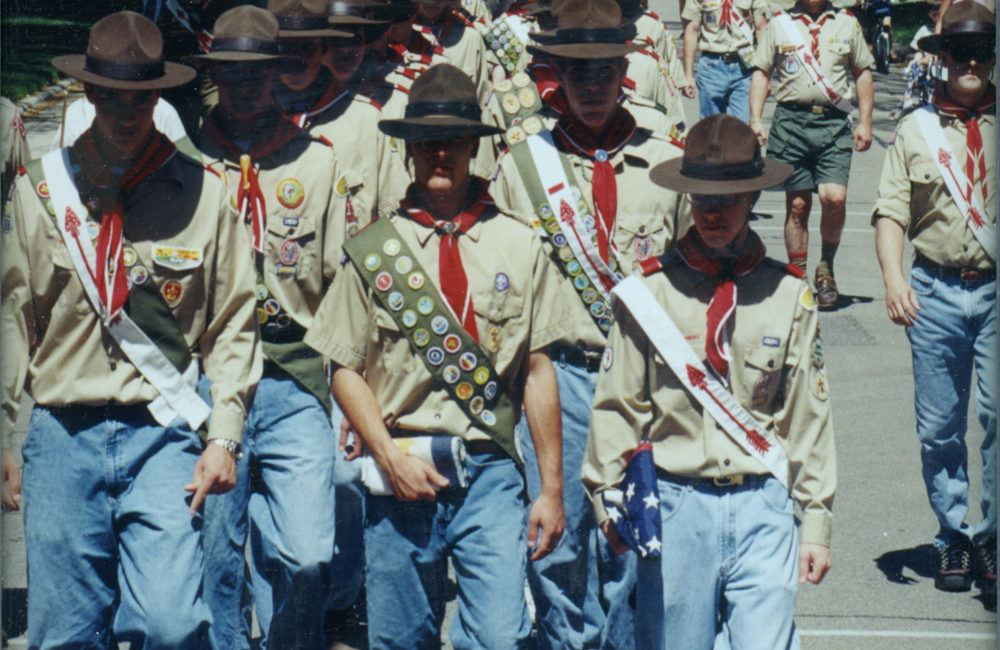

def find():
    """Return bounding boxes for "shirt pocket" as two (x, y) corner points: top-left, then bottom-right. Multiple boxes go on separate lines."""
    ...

(149, 243), (207, 313)
(474, 286), (526, 369)
(742, 344), (785, 413)
(265, 213), (317, 283)
(617, 220), (668, 270)
(49, 246), (93, 315)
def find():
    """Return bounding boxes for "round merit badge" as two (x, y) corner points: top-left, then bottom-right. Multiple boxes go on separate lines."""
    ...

(426, 346), (445, 366)
(459, 351), (477, 371)
(552, 233), (567, 248)
(558, 246), (574, 262)
(502, 94), (520, 114)
(122, 247), (137, 267)
(566, 260), (581, 276)
(375, 271), (393, 292)
(538, 203), (552, 218)
(496, 79), (513, 93)
(473, 367), (489, 385)
(257, 307), (269, 324)
(383, 238), (401, 256)
(456, 383), (473, 400)
(545, 219), (560, 234)
(255, 283), (269, 301)
(522, 116), (543, 135)
(518, 88), (536, 108)
(129, 265), (148, 286)
(602, 346), (613, 370)
(494, 272), (510, 292)
(387, 291), (405, 311)
(402, 309), (418, 328)
(574, 275), (589, 291)
(480, 410), (496, 427)
(161, 280), (183, 305)
(394, 256), (413, 274)
(417, 296), (434, 315)
(277, 313), (292, 328)
(36, 181), (49, 198)
(264, 298), (281, 316)
(506, 126), (526, 145)
(512, 71), (530, 87)
(484, 381), (498, 400)
(407, 272), (425, 290)
(431, 315), (449, 335)
(470, 396), (484, 415)
(276, 178), (305, 209)
(364, 253), (381, 271)
(581, 287), (598, 304)
(444, 334), (462, 353)
(590, 301), (606, 317)
(279, 239), (300, 266)
(443, 365), (461, 384)
(413, 329), (430, 347)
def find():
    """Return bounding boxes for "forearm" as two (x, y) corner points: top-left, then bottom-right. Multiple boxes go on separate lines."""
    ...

(331, 365), (398, 467)
(682, 21), (700, 78)
(875, 217), (907, 287)
(522, 350), (563, 498)
(749, 69), (770, 121)
(855, 68), (874, 126)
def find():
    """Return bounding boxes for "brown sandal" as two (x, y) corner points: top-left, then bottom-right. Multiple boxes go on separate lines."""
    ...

(814, 275), (839, 309)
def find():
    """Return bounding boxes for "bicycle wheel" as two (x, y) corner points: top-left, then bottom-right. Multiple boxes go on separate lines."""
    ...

(875, 31), (890, 74)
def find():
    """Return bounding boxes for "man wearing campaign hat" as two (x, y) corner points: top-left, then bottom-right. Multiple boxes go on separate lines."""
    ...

(186, 6), (349, 648)
(749, 0), (874, 308)
(305, 63), (578, 649)
(0, 11), (261, 647)
(873, 1), (996, 600)
(490, 0), (688, 646)
(585, 114), (836, 648)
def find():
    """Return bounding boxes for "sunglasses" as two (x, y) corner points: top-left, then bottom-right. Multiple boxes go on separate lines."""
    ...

(690, 194), (743, 210)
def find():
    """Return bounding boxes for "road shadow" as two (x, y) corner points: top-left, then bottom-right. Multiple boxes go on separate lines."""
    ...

(875, 544), (938, 585)
(818, 293), (875, 312)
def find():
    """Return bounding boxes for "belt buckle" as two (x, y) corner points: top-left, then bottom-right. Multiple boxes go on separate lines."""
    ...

(811, 105), (824, 115)
(960, 268), (981, 282)
(712, 474), (744, 487)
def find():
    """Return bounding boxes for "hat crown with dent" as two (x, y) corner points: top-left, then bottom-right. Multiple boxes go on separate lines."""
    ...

(214, 5), (281, 42)
(86, 11), (164, 67)
(682, 115), (764, 181)
(408, 63), (478, 108)
(551, 0), (623, 30)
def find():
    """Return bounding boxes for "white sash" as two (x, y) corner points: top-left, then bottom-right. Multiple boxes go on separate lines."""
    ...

(42, 149), (211, 431)
(612, 276), (790, 489)
(525, 131), (624, 300)
(773, 12), (853, 114)
(914, 105), (996, 261)
(715, 0), (756, 54)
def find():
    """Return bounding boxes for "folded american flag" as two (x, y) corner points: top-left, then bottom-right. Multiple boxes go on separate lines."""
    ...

(601, 440), (662, 557)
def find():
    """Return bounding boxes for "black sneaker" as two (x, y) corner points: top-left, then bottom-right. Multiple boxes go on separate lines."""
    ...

(936, 541), (973, 592)
(976, 536), (997, 601)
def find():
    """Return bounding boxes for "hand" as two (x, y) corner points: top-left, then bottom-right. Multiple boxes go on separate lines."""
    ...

(527, 490), (565, 561)
(339, 417), (363, 461)
(682, 76), (696, 99)
(750, 120), (768, 146)
(853, 121), (873, 152)
(184, 443), (238, 515)
(383, 449), (450, 501)
(884, 277), (920, 327)
(2, 449), (22, 511)
(600, 518), (630, 556)
(798, 542), (832, 584)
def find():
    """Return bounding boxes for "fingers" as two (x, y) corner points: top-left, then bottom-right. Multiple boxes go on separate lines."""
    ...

(2, 452), (22, 512)
(527, 515), (540, 558)
(338, 419), (351, 451)
(530, 524), (556, 561)
(188, 481), (210, 516)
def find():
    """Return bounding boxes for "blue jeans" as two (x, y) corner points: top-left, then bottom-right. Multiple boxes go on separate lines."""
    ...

(636, 475), (800, 650)
(22, 405), (210, 648)
(696, 54), (752, 122)
(328, 404), (366, 612)
(364, 449), (530, 649)
(907, 264), (997, 548)
(203, 374), (336, 649)
(518, 358), (636, 650)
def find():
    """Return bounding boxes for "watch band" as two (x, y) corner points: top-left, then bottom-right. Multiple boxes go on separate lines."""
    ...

(208, 438), (243, 460)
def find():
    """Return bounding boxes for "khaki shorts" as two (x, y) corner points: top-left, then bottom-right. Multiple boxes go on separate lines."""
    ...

(765, 103), (853, 191)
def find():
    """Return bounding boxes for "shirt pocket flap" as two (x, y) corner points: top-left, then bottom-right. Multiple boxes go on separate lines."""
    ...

(743, 345), (784, 372)
(616, 220), (665, 238)
(373, 306), (402, 333)
(474, 290), (525, 323)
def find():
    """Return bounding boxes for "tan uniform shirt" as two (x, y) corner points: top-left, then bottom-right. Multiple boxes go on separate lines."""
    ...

(492, 110), (690, 352)
(872, 107), (996, 270)
(682, 0), (768, 53)
(582, 253), (836, 546)
(414, 20), (492, 107)
(1, 98), (28, 197)
(626, 14), (689, 125)
(304, 208), (578, 441)
(196, 129), (348, 333)
(1, 149), (261, 445)
(752, 5), (873, 106)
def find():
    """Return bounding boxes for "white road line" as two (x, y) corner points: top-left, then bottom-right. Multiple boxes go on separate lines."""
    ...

(799, 629), (997, 640)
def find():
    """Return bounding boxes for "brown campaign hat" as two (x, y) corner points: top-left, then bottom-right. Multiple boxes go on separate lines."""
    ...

(186, 6), (299, 64)
(650, 115), (792, 194)
(270, 0), (353, 38)
(327, 0), (391, 26)
(917, 1), (995, 53)
(527, 0), (644, 60)
(378, 64), (505, 142)
(51, 11), (196, 90)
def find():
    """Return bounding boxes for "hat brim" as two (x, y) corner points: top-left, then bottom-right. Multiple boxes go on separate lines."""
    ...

(52, 54), (196, 89)
(526, 41), (645, 59)
(277, 27), (354, 38)
(183, 51), (299, 65)
(379, 115), (505, 142)
(328, 15), (390, 25)
(649, 157), (794, 194)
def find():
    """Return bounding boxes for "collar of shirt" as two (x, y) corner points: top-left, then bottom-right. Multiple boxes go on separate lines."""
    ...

(789, 3), (838, 19)
(405, 206), (488, 246)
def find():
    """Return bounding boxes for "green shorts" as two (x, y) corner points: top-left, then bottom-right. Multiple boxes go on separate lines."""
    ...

(766, 103), (853, 191)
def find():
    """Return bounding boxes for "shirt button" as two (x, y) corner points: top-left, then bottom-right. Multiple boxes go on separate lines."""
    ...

(287, 229), (295, 235)
(109, 361), (117, 371)
(724, 458), (731, 466)
(638, 225), (647, 234)
(434, 413), (441, 421)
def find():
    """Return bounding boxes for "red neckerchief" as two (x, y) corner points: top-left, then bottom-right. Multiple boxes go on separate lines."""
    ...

(529, 61), (568, 115)
(933, 87), (996, 207)
(719, 0), (735, 27)
(796, 11), (832, 62)
(675, 226), (766, 380)
(553, 108), (636, 264)
(203, 110), (302, 252)
(73, 128), (177, 323)
(507, 1), (531, 16)
(400, 182), (493, 343)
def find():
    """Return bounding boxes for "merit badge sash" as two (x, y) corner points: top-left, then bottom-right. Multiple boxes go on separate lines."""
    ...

(480, 15), (527, 75)
(38, 149), (211, 431)
(773, 12), (853, 114)
(494, 71), (543, 129)
(914, 105), (996, 261)
(505, 125), (623, 333)
(343, 217), (522, 467)
(612, 276), (790, 489)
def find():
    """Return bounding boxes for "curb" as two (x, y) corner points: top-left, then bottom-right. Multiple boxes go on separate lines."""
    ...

(15, 78), (76, 114)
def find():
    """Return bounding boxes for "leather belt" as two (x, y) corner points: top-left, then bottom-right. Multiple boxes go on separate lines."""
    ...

(915, 254), (995, 283)
(464, 439), (505, 455)
(550, 343), (602, 373)
(701, 50), (742, 64)
(777, 101), (842, 117)
(656, 470), (769, 490)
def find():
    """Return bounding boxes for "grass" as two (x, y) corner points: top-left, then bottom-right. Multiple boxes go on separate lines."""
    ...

(1, 16), (92, 100)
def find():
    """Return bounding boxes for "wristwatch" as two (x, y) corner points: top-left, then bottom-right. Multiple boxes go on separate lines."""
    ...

(208, 438), (243, 460)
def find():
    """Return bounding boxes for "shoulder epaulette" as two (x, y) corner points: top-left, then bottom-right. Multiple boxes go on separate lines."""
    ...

(647, 10), (661, 20)
(397, 83), (411, 94)
(417, 24), (433, 35)
(432, 45), (445, 57)
(842, 8), (853, 16)
(623, 77), (637, 91)
(17, 165), (26, 177)
(452, 9), (476, 28)
(640, 255), (664, 276)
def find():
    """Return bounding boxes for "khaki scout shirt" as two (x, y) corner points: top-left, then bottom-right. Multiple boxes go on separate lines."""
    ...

(752, 4), (873, 106)
(1, 98), (27, 197)
(492, 110), (691, 352)
(414, 20), (492, 107)
(582, 251), (836, 546)
(872, 107), (996, 270)
(682, 0), (768, 53)
(626, 14), (689, 125)
(195, 128), (348, 332)
(1, 148), (261, 446)
(304, 208), (578, 441)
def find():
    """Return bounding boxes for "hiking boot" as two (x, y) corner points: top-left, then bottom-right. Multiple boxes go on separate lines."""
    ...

(936, 541), (973, 592)
(814, 274), (839, 309)
(976, 536), (997, 602)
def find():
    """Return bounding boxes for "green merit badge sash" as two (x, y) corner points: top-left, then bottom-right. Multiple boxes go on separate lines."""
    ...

(27, 153), (210, 432)
(479, 17), (527, 76)
(493, 71), (543, 129)
(343, 217), (522, 467)
(501, 119), (623, 334)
